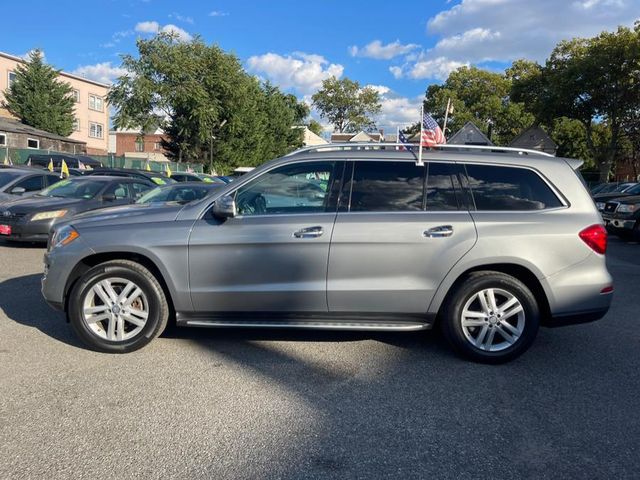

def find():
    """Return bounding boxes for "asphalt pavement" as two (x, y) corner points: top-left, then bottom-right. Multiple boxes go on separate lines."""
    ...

(0, 238), (639, 479)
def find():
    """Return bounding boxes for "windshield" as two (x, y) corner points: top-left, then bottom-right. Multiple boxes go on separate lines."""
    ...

(38, 179), (104, 199)
(137, 185), (215, 204)
(0, 172), (21, 189)
(625, 184), (640, 195)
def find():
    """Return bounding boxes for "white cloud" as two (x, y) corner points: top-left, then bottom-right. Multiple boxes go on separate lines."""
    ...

(363, 86), (423, 130)
(246, 52), (344, 95)
(72, 62), (128, 85)
(426, 0), (639, 63)
(391, 56), (469, 81)
(135, 21), (160, 34)
(135, 21), (192, 41)
(209, 11), (229, 17)
(348, 40), (420, 60)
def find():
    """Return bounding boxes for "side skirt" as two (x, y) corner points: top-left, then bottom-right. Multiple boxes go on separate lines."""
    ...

(176, 312), (435, 331)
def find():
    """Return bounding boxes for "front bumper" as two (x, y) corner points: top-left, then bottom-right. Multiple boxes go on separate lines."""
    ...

(42, 236), (94, 311)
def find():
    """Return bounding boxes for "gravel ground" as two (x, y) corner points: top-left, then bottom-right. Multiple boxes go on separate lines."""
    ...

(0, 237), (639, 479)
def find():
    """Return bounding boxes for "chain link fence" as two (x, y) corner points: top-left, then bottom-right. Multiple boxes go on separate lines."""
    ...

(0, 147), (203, 173)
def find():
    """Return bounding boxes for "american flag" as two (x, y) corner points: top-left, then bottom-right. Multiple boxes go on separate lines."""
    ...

(398, 130), (413, 151)
(421, 112), (446, 147)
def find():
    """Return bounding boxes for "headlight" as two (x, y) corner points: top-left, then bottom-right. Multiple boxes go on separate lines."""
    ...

(31, 210), (68, 221)
(617, 203), (639, 213)
(595, 202), (605, 210)
(50, 225), (79, 249)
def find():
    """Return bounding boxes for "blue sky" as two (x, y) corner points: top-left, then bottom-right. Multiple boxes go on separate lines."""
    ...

(1, 0), (639, 132)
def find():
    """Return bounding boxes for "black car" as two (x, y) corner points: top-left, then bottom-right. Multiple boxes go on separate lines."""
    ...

(137, 181), (222, 204)
(0, 176), (154, 242)
(602, 194), (640, 240)
(27, 154), (103, 169)
(170, 172), (227, 184)
(86, 168), (176, 186)
(0, 168), (62, 205)
(593, 183), (640, 212)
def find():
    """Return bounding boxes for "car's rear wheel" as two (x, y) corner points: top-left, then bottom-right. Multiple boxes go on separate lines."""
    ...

(441, 272), (540, 364)
(68, 260), (169, 353)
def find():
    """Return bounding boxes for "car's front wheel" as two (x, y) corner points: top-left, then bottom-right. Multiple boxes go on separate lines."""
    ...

(441, 272), (540, 364)
(68, 260), (169, 353)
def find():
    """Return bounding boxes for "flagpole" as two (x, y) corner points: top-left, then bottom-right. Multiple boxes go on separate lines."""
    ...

(442, 98), (451, 137)
(396, 125), (400, 151)
(417, 104), (424, 166)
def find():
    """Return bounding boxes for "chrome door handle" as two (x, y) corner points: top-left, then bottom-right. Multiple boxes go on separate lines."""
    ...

(293, 226), (324, 238)
(423, 225), (454, 238)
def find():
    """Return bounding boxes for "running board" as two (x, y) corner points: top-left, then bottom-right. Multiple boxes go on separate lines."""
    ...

(176, 314), (433, 331)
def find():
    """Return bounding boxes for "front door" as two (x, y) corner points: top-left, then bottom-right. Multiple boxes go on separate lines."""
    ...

(327, 160), (477, 314)
(189, 161), (343, 313)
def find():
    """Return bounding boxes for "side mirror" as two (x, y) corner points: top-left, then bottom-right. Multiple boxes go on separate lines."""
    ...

(11, 187), (26, 195)
(212, 194), (236, 218)
(102, 193), (116, 202)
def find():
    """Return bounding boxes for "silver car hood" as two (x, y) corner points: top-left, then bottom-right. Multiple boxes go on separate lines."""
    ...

(69, 203), (184, 228)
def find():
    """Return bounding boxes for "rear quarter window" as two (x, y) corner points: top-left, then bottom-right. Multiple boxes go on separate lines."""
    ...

(465, 164), (562, 211)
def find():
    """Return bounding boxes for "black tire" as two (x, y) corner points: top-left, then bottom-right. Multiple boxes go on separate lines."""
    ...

(632, 221), (640, 242)
(441, 271), (540, 364)
(68, 260), (169, 353)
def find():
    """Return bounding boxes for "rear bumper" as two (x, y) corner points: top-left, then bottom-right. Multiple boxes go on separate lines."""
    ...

(544, 306), (610, 327)
(0, 220), (53, 243)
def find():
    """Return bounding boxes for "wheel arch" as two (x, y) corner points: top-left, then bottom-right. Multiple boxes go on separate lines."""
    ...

(430, 262), (551, 323)
(64, 251), (176, 318)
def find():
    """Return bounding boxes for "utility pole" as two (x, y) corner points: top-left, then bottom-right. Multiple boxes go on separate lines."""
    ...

(442, 98), (452, 138)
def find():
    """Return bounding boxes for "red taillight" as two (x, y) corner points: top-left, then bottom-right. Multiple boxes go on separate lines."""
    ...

(579, 224), (607, 255)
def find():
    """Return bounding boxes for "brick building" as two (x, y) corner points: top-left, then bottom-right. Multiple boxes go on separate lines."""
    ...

(109, 128), (170, 161)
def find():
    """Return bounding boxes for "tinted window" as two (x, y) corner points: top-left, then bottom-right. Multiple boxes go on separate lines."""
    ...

(235, 162), (337, 216)
(130, 182), (153, 200)
(425, 163), (461, 211)
(13, 175), (44, 192)
(0, 172), (21, 189)
(465, 164), (562, 211)
(45, 175), (62, 187)
(104, 182), (130, 200)
(348, 161), (425, 212)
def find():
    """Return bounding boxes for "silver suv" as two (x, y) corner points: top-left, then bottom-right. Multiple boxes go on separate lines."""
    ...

(42, 144), (613, 363)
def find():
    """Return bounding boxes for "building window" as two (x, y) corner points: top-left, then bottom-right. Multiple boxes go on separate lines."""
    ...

(73, 118), (80, 132)
(135, 137), (145, 152)
(72, 89), (80, 103)
(0, 133), (6, 146)
(89, 122), (104, 139)
(88, 94), (104, 112)
(154, 142), (162, 150)
(8, 71), (17, 89)
(27, 138), (40, 149)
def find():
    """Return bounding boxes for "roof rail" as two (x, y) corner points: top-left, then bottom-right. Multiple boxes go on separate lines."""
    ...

(286, 142), (555, 158)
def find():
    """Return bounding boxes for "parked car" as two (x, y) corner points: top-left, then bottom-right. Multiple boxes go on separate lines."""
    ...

(137, 182), (221, 205)
(170, 172), (228, 184)
(594, 183), (640, 211)
(602, 194), (640, 240)
(42, 144), (612, 363)
(0, 168), (62, 205)
(0, 176), (154, 242)
(86, 168), (176, 186)
(27, 154), (103, 170)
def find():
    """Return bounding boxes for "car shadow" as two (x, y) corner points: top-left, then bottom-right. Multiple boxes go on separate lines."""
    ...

(0, 238), (46, 249)
(0, 273), (84, 348)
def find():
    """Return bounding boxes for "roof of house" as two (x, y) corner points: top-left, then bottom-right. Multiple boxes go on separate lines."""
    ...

(448, 121), (494, 146)
(0, 51), (111, 88)
(330, 131), (383, 143)
(0, 116), (86, 144)
(508, 125), (557, 152)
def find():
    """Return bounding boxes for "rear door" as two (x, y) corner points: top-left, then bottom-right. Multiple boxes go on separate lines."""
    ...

(327, 160), (477, 314)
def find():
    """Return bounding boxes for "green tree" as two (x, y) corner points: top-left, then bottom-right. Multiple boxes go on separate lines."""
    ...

(109, 33), (307, 172)
(311, 77), (381, 133)
(3, 49), (75, 137)
(511, 25), (640, 181)
(425, 66), (533, 145)
(307, 119), (324, 136)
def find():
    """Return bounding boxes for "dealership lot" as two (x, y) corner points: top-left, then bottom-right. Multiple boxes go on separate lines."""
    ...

(1, 239), (639, 479)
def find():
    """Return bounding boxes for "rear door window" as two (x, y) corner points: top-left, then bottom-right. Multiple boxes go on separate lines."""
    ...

(347, 161), (425, 212)
(465, 164), (562, 211)
(425, 163), (463, 211)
